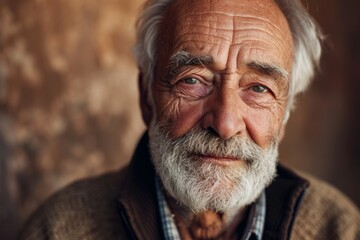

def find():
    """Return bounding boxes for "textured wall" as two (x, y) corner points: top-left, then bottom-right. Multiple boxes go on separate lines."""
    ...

(0, 0), (359, 239)
(0, 0), (145, 239)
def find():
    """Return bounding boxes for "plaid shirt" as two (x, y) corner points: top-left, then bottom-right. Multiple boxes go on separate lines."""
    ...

(155, 178), (266, 240)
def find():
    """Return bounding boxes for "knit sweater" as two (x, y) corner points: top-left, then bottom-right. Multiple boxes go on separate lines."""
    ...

(291, 171), (360, 240)
(19, 134), (360, 240)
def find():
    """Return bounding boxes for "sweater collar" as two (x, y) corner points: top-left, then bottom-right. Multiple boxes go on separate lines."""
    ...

(117, 133), (161, 240)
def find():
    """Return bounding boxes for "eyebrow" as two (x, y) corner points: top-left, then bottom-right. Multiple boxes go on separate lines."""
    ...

(167, 51), (289, 81)
(167, 50), (214, 79)
(247, 61), (289, 81)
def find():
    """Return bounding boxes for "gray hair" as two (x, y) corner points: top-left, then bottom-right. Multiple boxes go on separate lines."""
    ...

(134, 0), (323, 115)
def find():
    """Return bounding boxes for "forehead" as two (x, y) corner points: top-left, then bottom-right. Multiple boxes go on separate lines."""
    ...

(158, 0), (293, 72)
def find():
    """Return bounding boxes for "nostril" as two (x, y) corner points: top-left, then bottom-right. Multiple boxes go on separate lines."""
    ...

(206, 127), (221, 138)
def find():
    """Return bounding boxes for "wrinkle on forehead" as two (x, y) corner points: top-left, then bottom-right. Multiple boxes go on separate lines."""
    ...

(170, 8), (291, 43)
(159, 0), (293, 73)
(170, 0), (288, 25)
(175, 12), (287, 38)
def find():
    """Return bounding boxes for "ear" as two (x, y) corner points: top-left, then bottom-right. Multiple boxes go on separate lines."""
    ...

(138, 72), (153, 127)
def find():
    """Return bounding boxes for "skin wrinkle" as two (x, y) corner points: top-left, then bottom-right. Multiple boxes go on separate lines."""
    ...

(232, 36), (282, 51)
(169, 8), (292, 68)
(247, 61), (289, 81)
(233, 15), (288, 35)
(157, 79), (206, 131)
(167, 48), (287, 81)
(232, 27), (285, 43)
(246, 47), (288, 80)
(173, 21), (286, 42)
(173, 33), (231, 48)
(173, 3), (286, 23)
(172, 24), (287, 41)
(158, 97), (182, 127)
(167, 51), (214, 81)
(154, 78), (175, 122)
(172, 7), (288, 38)
(170, 62), (286, 111)
(231, 41), (283, 59)
(171, 68), (210, 86)
(153, 0), (293, 146)
(232, 36), (281, 58)
(174, 84), (214, 101)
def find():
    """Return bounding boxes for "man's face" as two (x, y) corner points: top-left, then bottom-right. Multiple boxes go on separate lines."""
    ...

(145, 0), (294, 212)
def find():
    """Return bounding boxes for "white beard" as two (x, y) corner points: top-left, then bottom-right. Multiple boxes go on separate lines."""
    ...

(148, 122), (279, 213)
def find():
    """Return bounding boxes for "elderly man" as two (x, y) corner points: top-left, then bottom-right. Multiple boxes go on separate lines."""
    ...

(20, 0), (360, 239)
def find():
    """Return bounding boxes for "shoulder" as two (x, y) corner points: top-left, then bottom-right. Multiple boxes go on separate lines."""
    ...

(19, 167), (131, 240)
(291, 170), (360, 240)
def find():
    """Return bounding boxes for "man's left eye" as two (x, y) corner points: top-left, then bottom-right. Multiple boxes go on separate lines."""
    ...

(251, 85), (268, 93)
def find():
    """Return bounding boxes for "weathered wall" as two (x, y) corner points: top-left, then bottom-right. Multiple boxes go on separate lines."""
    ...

(0, 0), (145, 239)
(0, 0), (359, 239)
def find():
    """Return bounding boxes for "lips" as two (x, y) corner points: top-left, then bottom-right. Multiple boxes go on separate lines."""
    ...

(192, 153), (241, 164)
(199, 154), (239, 160)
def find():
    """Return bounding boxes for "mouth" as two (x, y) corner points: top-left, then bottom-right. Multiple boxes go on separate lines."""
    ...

(193, 153), (244, 166)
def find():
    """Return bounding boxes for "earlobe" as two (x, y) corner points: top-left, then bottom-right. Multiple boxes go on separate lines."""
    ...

(138, 72), (153, 127)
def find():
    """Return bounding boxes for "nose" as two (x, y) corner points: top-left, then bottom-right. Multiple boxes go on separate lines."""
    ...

(201, 87), (246, 140)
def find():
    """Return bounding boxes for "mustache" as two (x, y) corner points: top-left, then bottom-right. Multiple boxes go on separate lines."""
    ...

(159, 127), (275, 163)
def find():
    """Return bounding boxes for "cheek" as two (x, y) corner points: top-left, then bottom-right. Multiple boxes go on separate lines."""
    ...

(244, 106), (284, 148)
(156, 96), (206, 138)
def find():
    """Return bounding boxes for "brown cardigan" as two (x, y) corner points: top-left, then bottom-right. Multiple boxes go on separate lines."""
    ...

(19, 134), (360, 240)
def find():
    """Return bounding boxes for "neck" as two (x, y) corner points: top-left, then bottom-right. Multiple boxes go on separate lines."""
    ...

(165, 193), (249, 239)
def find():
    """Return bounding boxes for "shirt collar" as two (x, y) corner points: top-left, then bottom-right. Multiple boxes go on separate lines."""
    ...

(156, 177), (182, 240)
(241, 191), (266, 240)
(155, 177), (266, 240)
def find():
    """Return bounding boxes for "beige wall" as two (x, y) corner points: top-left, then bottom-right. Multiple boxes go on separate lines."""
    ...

(0, 1), (145, 238)
(0, 0), (359, 239)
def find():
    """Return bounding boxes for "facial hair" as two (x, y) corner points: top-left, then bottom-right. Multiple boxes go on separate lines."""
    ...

(148, 122), (279, 213)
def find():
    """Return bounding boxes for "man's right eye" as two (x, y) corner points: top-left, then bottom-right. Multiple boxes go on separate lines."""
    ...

(251, 85), (268, 93)
(182, 77), (199, 84)
(174, 77), (212, 99)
